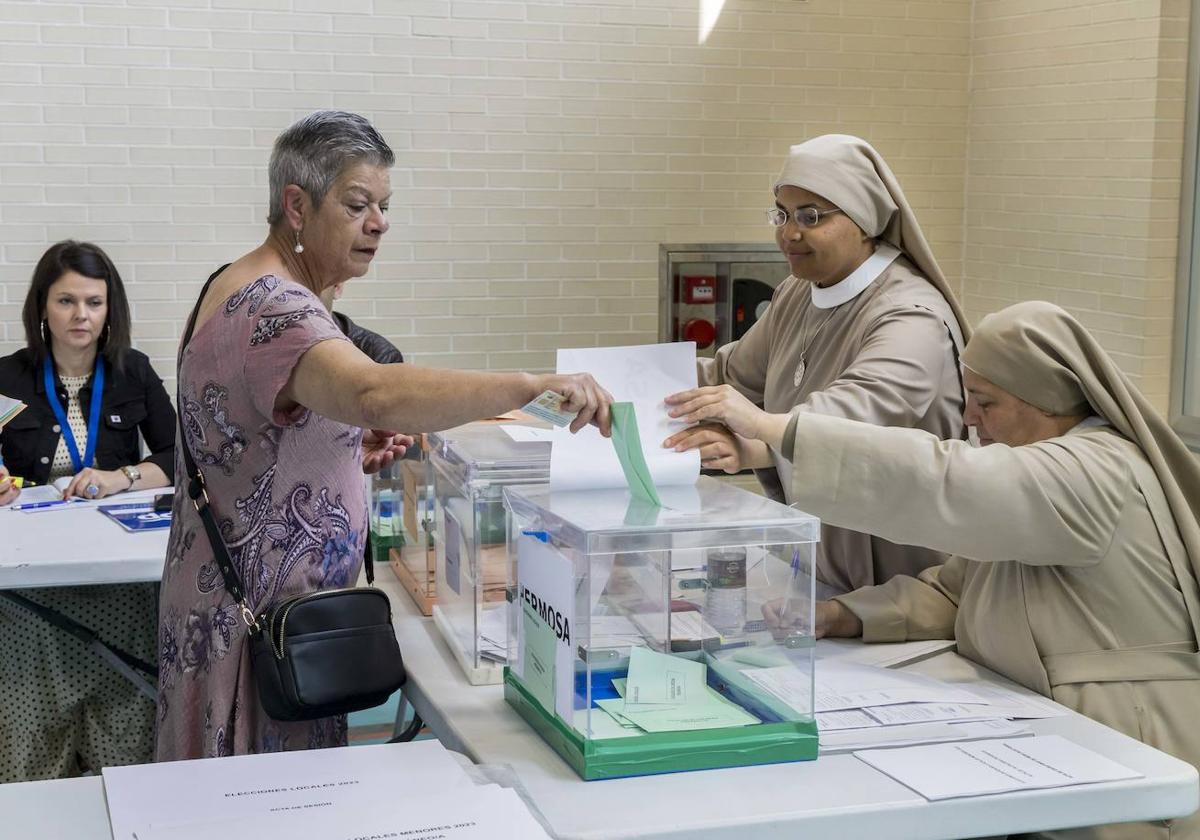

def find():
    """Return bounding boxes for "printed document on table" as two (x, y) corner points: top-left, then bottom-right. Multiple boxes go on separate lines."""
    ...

(813, 660), (982, 711)
(815, 638), (957, 669)
(746, 660), (980, 714)
(103, 740), (473, 840)
(139, 784), (552, 840)
(549, 342), (700, 493)
(820, 719), (1032, 753)
(855, 735), (1142, 801)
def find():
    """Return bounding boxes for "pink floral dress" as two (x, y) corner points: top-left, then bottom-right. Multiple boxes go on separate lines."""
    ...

(155, 275), (365, 761)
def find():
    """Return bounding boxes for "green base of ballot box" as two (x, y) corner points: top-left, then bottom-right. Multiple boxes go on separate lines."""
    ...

(504, 666), (819, 781)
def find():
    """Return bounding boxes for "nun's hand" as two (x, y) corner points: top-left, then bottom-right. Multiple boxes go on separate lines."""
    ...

(664, 385), (766, 441)
(662, 423), (744, 473)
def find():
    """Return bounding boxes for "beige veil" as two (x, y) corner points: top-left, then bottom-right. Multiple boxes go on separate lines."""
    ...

(775, 134), (970, 341)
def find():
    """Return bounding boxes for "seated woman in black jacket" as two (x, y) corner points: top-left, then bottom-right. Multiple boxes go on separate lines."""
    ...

(0, 240), (174, 781)
(0, 243), (174, 504)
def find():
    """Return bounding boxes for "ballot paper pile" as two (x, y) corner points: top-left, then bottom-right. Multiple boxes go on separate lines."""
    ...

(584, 647), (759, 737)
(742, 657), (1067, 753)
(102, 740), (551, 840)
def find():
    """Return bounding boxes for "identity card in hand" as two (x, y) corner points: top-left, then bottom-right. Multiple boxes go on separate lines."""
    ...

(521, 390), (579, 427)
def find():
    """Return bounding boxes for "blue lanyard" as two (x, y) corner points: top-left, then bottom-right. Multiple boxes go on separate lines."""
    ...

(42, 355), (105, 473)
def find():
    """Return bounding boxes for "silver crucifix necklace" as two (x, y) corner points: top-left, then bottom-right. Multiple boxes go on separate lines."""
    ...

(794, 307), (839, 387)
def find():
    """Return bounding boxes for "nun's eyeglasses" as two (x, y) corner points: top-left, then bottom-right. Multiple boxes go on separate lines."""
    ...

(766, 206), (844, 228)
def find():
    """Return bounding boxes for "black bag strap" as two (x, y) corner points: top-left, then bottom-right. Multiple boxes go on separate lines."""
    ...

(177, 268), (261, 633)
(0, 590), (158, 677)
(176, 268), (375, 620)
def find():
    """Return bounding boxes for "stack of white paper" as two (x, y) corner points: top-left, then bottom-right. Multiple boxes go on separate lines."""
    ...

(815, 638), (958, 669)
(138, 784), (551, 840)
(855, 735), (1142, 801)
(740, 659), (1067, 752)
(102, 740), (550, 840)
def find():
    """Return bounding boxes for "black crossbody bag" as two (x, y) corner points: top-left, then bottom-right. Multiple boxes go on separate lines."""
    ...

(176, 270), (406, 722)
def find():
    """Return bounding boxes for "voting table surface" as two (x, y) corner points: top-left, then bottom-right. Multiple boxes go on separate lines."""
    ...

(376, 575), (1198, 840)
(2, 515), (1196, 839)
(1, 489), (169, 589)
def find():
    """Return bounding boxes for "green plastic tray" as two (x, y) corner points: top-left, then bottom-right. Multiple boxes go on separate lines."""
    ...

(504, 667), (818, 781)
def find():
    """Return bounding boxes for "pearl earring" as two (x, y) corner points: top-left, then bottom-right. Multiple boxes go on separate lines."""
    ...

(294, 229), (304, 254)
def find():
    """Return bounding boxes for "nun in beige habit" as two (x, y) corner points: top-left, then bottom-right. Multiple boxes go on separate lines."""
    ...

(675, 134), (971, 594)
(666, 300), (1200, 839)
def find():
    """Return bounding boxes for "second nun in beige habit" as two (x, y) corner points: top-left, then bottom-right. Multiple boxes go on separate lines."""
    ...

(794, 302), (1200, 839)
(695, 135), (971, 594)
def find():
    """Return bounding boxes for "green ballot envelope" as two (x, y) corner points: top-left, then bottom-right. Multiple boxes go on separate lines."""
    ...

(609, 402), (662, 506)
(502, 476), (822, 780)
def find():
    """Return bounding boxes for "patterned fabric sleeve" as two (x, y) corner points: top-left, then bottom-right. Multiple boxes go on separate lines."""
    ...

(235, 276), (350, 426)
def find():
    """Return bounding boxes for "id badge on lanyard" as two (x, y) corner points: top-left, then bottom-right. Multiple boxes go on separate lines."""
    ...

(43, 356), (105, 473)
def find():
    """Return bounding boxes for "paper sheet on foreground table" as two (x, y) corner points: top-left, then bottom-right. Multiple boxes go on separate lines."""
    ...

(855, 735), (1141, 801)
(103, 740), (472, 840)
(138, 783), (551, 840)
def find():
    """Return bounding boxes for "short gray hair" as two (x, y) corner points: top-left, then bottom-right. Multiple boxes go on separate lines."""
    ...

(267, 110), (394, 225)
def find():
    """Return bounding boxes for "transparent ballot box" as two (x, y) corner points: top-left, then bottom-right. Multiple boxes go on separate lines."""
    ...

(503, 477), (820, 780)
(430, 423), (551, 684)
(369, 462), (406, 567)
(386, 437), (439, 615)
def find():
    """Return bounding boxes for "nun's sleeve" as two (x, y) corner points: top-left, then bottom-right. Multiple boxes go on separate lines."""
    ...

(784, 413), (1131, 568)
(832, 558), (966, 643)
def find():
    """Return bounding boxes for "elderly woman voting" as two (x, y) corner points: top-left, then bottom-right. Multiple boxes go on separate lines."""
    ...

(670, 135), (970, 595)
(156, 111), (611, 762)
(0, 241), (175, 781)
(669, 301), (1200, 839)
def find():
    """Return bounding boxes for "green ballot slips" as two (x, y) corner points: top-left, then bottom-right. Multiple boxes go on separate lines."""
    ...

(575, 707), (640, 739)
(601, 649), (761, 733)
(624, 646), (706, 707)
(521, 598), (557, 713)
(609, 402), (662, 506)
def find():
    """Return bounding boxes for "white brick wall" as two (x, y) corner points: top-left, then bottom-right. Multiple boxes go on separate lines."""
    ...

(1, 0), (1185, 410)
(962, 0), (1189, 410)
(0, 0), (971, 389)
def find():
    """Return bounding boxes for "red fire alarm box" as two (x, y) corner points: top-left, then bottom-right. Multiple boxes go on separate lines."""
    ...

(681, 275), (717, 304)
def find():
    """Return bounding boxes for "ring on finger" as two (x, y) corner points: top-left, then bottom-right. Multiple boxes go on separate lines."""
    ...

(85, 483), (99, 498)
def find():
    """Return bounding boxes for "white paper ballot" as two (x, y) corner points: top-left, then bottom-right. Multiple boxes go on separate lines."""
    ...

(102, 741), (473, 840)
(138, 784), (552, 840)
(855, 735), (1142, 801)
(550, 342), (700, 493)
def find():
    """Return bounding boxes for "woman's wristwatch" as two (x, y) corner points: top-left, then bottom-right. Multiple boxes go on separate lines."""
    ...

(120, 465), (141, 488)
